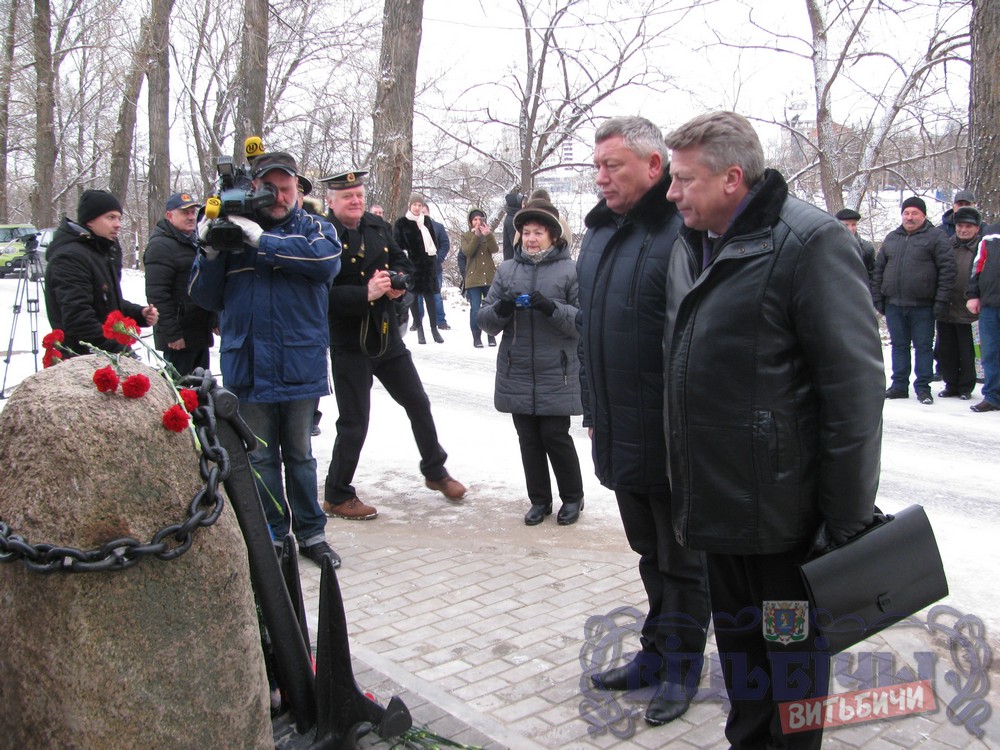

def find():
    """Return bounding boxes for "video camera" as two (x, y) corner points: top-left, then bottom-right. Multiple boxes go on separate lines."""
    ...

(201, 137), (276, 253)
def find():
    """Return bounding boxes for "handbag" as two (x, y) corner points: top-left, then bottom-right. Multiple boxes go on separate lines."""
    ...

(798, 504), (948, 654)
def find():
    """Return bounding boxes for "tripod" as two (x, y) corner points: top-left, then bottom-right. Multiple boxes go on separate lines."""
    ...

(1, 238), (46, 399)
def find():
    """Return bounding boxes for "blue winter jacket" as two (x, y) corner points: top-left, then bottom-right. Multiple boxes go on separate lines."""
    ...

(188, 207), (342, 403)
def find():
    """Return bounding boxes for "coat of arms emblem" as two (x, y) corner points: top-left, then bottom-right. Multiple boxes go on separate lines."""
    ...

(763, 600), (809, 645)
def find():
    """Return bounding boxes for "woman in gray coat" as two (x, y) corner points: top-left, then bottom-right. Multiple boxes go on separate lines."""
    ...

(478, 198), (584, 526)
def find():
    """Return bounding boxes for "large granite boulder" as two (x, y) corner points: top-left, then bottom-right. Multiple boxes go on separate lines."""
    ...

(0, 355), (271, 749)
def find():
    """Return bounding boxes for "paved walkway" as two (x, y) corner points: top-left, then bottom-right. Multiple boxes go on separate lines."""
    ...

(289, 485), (997, 750)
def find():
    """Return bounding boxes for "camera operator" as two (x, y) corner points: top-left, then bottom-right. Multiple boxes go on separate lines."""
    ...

(322, 170), (466, 522)
(44, 189), (158, 355)
(143, 192), (216, 377)
(188, 151), (343, 568)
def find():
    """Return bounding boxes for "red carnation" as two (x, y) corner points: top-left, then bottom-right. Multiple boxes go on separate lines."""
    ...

(42, 330), (65, 349)
(93, 365), (120, 393)
(42, 348), (62, 368)
(180, 388), (199, 413)
(162, 403), (191, 433)
(122, 373), (151, 399)
(102, 311), (139, 346)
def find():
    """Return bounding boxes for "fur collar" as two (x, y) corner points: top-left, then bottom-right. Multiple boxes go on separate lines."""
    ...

(585, 173), (677, 230)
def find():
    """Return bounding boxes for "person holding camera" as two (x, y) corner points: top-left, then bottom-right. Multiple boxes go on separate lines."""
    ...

(477, 197), (584, 526)
(188, 151), (343, 568)
(461, 208), (498, 348)
(321, 171), (466, 522)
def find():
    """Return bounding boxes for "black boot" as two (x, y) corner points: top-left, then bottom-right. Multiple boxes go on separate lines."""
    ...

(416, 325), (426, 345)
(557, 499), (584, 525)
(524, 503), (552, 526)
(487, 335), (496, 347)
(431, 325), (444, 343)
(473, 334), (483, 348)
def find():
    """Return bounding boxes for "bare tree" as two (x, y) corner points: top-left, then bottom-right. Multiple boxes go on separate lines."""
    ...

(233, 0), (268, 156)
(147, 0), (176, 232)
(737, 0), (971, 213)
(370, 0), (424, 219)
(969, 0), (999, 221)
(419, 0), (692, 223)
(31, 0), (57, 228)
(0, 0), (19, 221)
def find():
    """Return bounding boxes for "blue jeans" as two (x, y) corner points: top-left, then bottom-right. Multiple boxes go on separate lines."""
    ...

(414, 267), (447, 325)
(979, 306), (1000, 406)
(467, 286), (488, 339)
(885, 304), (935, 394)
(240, 399), (327, 547)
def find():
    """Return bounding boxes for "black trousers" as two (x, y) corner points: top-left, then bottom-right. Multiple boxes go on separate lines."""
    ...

(510, 413), (583, 507)
(707, 550), (829, 750)
(325, 348), (448, 504)
(935, 321), (976, 394)
(161, 346), (210, 378)
(614, 489), (711, 694)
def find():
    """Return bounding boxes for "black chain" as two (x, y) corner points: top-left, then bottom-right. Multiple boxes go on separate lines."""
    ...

(0, 372), (237, 574)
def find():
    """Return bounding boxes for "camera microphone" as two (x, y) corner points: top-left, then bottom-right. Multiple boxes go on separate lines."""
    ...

(245, 136), (265, 160)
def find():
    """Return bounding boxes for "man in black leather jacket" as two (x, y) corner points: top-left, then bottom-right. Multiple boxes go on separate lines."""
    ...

(663, 111), (884, 750)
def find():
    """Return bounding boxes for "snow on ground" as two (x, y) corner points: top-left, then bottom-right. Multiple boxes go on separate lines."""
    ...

(2, 270), (999, 641)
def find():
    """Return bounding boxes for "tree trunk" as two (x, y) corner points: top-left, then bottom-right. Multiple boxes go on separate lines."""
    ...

(234, 0), (268, 160)
(31, 0), (56, 228)
(146, 0), (175, 238)
(370, 0), (424, 219)
(0, 0), (19, 222)
(108, 17), (150, 205)
(970, 0), (1000, 223)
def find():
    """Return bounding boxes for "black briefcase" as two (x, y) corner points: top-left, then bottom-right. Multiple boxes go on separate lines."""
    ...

(799, 504), (948, 654)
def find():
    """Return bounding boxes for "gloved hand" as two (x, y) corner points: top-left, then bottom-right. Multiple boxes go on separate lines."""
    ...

(933, 301), (949, 321)
(196, 216), (219, 260)
(530, 290), (556, 316)
(496, 298), (516, 317)
(873, 300), (885, 315)
(228, 215), (264, 248)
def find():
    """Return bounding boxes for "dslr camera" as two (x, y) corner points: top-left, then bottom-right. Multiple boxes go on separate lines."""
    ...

(387, 270), (413, 291)
(201, 137), (277, 253)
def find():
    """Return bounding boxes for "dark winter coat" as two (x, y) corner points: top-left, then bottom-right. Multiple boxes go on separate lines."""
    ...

(663, 169), (884, 556)
(576, 173), (680, 493)
(393, 215), (439, 295)
(328, 211), (414, 359)
(942, 232), (979, 324)
(43, 217), (148, 355)
(871, 220), (956, 311)
(429, 217), (450, 271)
(188, 207), (340, 403)
(969, 227), (1000, 308)
(143, 218), (215, 352)
(501, 192), (523, 261)
(477, 242), (581, 416)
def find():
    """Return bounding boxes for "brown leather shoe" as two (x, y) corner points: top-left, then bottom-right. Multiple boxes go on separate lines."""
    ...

(323, 497), (378, 520)
(425, 475), (466, 500)
(970, 400), (1000, 413)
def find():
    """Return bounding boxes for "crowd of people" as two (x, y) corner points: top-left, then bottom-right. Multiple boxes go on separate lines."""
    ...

(39, 112), (998, 749)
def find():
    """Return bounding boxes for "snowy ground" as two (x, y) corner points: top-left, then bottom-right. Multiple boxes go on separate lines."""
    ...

(3, 270), (999, 648)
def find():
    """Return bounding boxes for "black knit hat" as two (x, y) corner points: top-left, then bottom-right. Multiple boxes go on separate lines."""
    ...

(77, 189), (123, 226)
(514, 198), (562, 240)
(901, 196), (927, 215)
(835, 208), (861, 221)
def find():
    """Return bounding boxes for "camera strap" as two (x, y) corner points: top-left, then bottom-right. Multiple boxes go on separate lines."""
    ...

(358, 304), (390, 359)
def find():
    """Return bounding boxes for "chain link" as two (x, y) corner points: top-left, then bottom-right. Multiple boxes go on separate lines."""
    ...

(0, 372), (236, 574)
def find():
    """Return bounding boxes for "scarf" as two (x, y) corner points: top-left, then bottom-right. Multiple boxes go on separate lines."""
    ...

(406, 211), (437, 257)
(524, 245), (557, 265)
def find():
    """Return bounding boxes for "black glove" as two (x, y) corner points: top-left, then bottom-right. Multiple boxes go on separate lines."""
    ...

(933, 301), (949, 321)
(530, 291), (556, 317)
(873, 300), (885, 315)
(496, 298), (516, 317)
